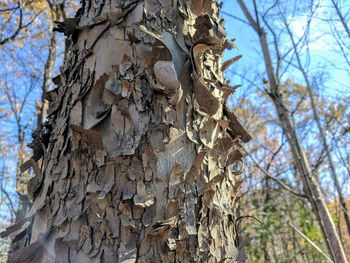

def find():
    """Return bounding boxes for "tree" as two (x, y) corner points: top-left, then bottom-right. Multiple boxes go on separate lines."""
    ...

(3, 0), (251, 262)
(36, 0), (67, 125)
(236, 0), (348, 262)
(0, 1), (71, 256)
(278, 5), (350, 236)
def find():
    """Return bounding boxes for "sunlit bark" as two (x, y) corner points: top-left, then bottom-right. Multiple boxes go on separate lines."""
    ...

(7, 0), (250, 262)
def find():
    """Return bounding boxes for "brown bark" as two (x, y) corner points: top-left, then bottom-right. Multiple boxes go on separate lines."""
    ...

(237, 0), (348, 262)
(12, 136), (31, 252)
(9, 2), (65, 255)
(6, 0), (251, 262)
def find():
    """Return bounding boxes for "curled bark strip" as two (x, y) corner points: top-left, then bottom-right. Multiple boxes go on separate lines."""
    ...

(140, 25), (186, 76)
(192, 72), (220, 116)
(8, 233), (51, 263)
(221, 55), (242, 72)
(0, 217), (30, 238)
(224, 105), (252, 143)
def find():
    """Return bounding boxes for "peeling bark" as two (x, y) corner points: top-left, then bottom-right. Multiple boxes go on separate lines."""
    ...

(6, 1), (250, 262)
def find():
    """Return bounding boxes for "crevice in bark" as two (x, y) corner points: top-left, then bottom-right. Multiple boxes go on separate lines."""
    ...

(4, 0), (252, 262)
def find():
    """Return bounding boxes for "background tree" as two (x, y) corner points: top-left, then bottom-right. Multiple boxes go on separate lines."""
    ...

(222, 0), (350, 261)
(0, 0), (76, 258)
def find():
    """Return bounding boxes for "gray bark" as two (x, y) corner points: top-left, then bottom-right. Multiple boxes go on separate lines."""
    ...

(5, 1), (251, 262)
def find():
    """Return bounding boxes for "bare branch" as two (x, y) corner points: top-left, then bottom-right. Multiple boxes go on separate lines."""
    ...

(289, 223), (334, 263)
(243, 148), (308, 199)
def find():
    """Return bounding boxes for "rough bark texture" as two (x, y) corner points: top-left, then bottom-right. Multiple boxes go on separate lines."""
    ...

(6, 0), (251, 262)
(10, 3), (65, 255)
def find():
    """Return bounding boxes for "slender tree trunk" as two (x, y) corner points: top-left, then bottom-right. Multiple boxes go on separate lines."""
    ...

(271, 89), (347, 262)
(37, 30), (57, 124)
(307, 85), (350, 236)
(9, 2), (64, 255)
(8, 0), (251, 262)
(288, 205), (300, 263)
(237, 0), (348, 262)
(262, 178), (271, 262)
(10, 132), (31, 254)
(330, 0), (350, 39)
(270, 235), (279, 263)
(37, 3), (61, 124)
(280, 11), (350, 236)
(15, 133), (26, 197)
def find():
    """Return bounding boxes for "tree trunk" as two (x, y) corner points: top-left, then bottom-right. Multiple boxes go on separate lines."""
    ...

(271, 94), (347, 262)
(237, 1), (348, 262)
(9, 2), (65, 256)
(10, 132), (31, 254)
(330, 0), (350, 39)
(280, 11), (350, 236)
(37, 2), (62, 124)
(8, 0), (251, 262)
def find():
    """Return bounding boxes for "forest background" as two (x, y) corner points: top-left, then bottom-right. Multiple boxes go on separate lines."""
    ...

(0, 0), (349, 262)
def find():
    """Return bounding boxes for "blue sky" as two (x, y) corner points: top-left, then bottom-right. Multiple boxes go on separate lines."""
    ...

(221, 0), (350, 98)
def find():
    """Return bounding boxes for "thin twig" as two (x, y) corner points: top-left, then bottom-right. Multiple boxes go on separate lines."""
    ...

(243, 148), (308, 199)
(289, 223), (334, 263)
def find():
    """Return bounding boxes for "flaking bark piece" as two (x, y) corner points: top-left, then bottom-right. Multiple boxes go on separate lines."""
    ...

(44, 87), (59, 102)
(221, 55), (242, 72)
(7, 233), (50, 263)
(140, 25), (186, 76)
(54, 17), (80, 36)
(185, 151), (206, 183)
(150, 215), (179, 235)
(20, 159), (34, 173)
(25, 170), (52, 219)
(230, 235), (255, 262)
(192, 43), (211, 78)
(185, 96), (200, 144)
(189, 0), (213, 16)
(153, 61), (180, 93)
(224, 38), (238, 50)
(27, 159), (44, 200)
(190, 36), (224, 84)
(193, 72), (220, 116)
(0, 217), (30, 238)
(168, 161), (184, 198)
(78, 225), (93, 254)
(105, 74), (122, 98)
(224, 105), (252, 143)
(84, 73), (112, 129)
(221, 84), (241, 102)
(106, 104), (149, 156)
(69, 124), (103, 149)
(199, 117), (219, 149)
(134, 181), (155, 208)
(52, 75), (61, 85)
